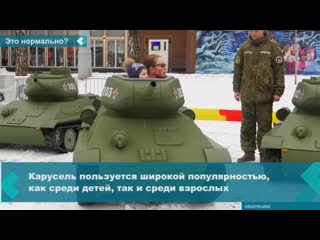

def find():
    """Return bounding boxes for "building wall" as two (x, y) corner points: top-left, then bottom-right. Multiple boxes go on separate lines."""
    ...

(138, 30), (196, 73)
(186, 30), (197, 73)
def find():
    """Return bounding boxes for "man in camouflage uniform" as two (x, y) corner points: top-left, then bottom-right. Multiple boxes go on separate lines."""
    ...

(233, 30), (285, 162)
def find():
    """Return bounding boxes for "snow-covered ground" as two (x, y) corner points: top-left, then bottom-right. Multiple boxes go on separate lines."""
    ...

(0, 73), (310, 210)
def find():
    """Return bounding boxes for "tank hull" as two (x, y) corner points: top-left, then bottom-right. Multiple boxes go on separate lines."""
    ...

(0, 125), (45, 145)
(261, 110), (320, 162)
(0, 95), (98, 151)
(74, 106), (231, 163)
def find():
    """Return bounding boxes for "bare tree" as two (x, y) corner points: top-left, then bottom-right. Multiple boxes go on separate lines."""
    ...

(127, 30), (140, 62)
(15, 30), (29, 76)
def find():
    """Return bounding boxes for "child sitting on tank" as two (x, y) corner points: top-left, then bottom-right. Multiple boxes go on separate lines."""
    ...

(123, 58), (135, 72)
(123, 58), (149, 79)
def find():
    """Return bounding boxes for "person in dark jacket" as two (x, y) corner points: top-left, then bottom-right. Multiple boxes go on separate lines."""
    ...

(233, 30), (285, 162)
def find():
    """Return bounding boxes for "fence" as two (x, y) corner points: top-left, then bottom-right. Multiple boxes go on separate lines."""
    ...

(15, 76), (28, 100)
(78, 77), (106, 96)
(0, 72), (18, 103)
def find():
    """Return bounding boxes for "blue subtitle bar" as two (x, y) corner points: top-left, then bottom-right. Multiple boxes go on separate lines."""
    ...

(2, 162), (320, 205)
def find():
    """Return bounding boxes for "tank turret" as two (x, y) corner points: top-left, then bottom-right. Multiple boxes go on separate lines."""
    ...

(24, 69), (78, 101)
(261, 76), (320, 163)
(292, 77), (320, 113)
(0, 69), (100, 152)
(101, 75), (184, 117)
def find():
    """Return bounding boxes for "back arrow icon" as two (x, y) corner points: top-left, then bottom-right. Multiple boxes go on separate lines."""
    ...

(77, 37), (83, 46)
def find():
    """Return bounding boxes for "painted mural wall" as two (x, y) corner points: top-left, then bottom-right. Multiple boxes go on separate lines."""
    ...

(196, 31), (320, 75)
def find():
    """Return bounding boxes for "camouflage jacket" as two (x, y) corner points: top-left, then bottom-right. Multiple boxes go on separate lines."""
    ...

(233, 35), (285, 103)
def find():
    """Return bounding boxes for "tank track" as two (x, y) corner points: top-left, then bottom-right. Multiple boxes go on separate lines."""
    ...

(264, 149), (281, 162)
(42, 123), (80, 153)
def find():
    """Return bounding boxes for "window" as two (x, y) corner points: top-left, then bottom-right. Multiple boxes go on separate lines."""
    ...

(1, 48), (8, 66)
(66, 30), (79, 67)
(67, 47), (76, 67)
(38, 48), (45, 66)
(29, 31), (46, 66)
(56, 47), (64, 67)
(29, 31), (45, 66)
(91, 40), (103, 67)
(107, 40), (115, 67)
(29, 48), (37, 66)
(11, 48), (16, 66)
(107, 40), (125, 67)
(48, 47), (64, 67)
(0, 31), (9, 66)
(116, 40), (125, 67)
(48, 47), (55, 66)
(47, 31), (65, 67)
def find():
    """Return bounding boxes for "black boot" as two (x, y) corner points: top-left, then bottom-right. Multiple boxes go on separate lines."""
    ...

(237, 151), (255, 162)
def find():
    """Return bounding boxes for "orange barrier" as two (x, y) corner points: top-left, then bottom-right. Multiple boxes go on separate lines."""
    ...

(192, 108), (279, 124)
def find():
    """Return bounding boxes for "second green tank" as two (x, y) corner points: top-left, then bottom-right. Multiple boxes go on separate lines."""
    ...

(261, 77), (320, 162)
(0, 69), (100, 152)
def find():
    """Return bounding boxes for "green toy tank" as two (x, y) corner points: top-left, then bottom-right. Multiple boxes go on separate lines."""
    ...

(261, 77), (320, 162)
(73, 75), (232, 163)
(0, 69), (100, 152)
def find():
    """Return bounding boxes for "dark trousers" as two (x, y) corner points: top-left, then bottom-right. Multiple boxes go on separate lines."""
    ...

(240, 102), (273, 152)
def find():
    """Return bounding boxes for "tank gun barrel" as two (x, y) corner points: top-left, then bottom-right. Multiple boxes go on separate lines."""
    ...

(33, 77), (45, 87)
(143, 81), (157, 98)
